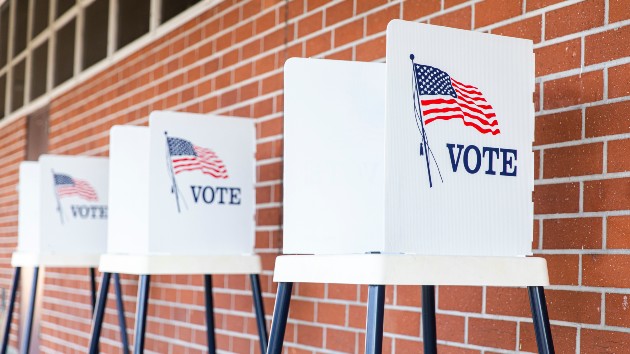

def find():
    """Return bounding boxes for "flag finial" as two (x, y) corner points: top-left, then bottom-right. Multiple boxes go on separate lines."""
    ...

(410, 54), (414, 60)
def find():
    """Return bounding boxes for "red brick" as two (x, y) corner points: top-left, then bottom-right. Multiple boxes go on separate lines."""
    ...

(475, 0), (522, 28)
(305, 31), (332, 57)
(535, 38), (581, 76)
(357, 0), (387, 14)
(334, 19), (364, 47)
(581, 329), (630, 353)
(584, 178), (630, 212)
(583, 254), (630, 287)
(608, 215), (630, 249)
(533, 183), (580, 214)
(316, 302), (346, 326)
(402, 0), (440, 21)
(438, 286), (483, 312)
(605, 293), (630, 327)
(394, 338), (422, 353)
(534, 110), (582, 146)
(328, 283), (358, 301)
(436, 314), (465, 343)
(610, 0), (630, 23)
(534, 149), (541, 179)
(543, 217), (602, 249)
(520, 324), (576, 353)
(296, 324), (323, 347)
(367, 4), (401, 35)
(546, 290), (602, 323)
(526, 0), (564, 11)
(608, 139), (630, 173)
(431, 6), (472, 30)
(325, 0), (353, 26)
(326, 328), (356, 353)
(444, 0), (469, 8)
(384, 309), (420, 337)
(585, 25), (630, 65)
(298, 11), (323, 38)
(545, 0), (605, 40)
(486, 287), (530, 317)
(547, 144), (603, 179)
(356, 35), (385, 62)
(586, 101), (630, 137)
(492, 15), (542, 43)
(543, 70), (604, 110)
(609, 63), (630, 99)
(468, 318), (516, 350)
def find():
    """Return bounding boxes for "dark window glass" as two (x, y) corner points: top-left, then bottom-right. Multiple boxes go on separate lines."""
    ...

(54, 19), (75, 86)
(82, 0), (108, 69)
(13, 0), (29, 57)
(0, 3), (9, 68)
(31, 41), (48, 100)
(32, 0), (50, 38)
(0, 75), (5, 118)
(56, 0), (74, 19)
(117, 0), (150, 49)
(161, 0), (200, 24)
(11, 60), (25, 111)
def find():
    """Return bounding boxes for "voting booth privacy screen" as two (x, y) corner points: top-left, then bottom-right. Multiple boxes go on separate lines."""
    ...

(284, 20), (535, 257)
(108, 111), (256, 256)
(17, 155), (109, 257)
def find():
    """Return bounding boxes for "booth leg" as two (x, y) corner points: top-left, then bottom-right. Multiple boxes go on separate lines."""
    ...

(266, 282), (293, 354)
(88, 272), (111, 354)
(20, 266), (39, 354)
(133, 275), (151, 354)
(113, 273), (130, 354)
(1, 267), (21, 354)
(89, 268), (97, 312)
(250, 274), (268, 353)
(365, 285), (385, 354)
(422, 285), (437, 354)
(203, 275), (216, 354)
(528, 286), (555, 354)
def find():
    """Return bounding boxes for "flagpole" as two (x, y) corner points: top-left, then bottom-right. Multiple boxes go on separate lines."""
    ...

(164, 132), (181, 213)
(410, 54), (434, 188)
(51, 169), (64, 224)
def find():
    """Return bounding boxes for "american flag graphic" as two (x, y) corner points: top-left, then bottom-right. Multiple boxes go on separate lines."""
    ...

(167, 136), (229, 179)
(53, 173), (98, 201)
(414, 64), (500, 135)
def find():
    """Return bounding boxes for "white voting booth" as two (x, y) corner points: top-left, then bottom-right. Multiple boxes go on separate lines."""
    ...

(268, 20), (553, 354)
(3, 155), (109, 354)
(90, 111), (267, 354)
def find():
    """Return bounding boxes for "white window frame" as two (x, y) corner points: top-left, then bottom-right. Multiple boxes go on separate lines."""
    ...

(0, 0), (223, 129)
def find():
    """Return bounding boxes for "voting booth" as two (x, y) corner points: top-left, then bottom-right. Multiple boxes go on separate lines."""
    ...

(268, 20), (553, 354)
(89, 111), (267, 354)
(1, 155), (124, 354)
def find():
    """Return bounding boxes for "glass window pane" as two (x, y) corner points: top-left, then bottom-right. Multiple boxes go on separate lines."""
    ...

(54, 18), (75, 86)
(0, 3), (9, 68)
(13, 0), (29, 57)
(82, 0), (108, 69)
(31, 41), (48, 100)
(117, 0), (150, 49)
(0, 74), (6, 119)
(161, 0), (200, 24)
(56, 0), (74, 19)
(32, 0), (50, 38)
(11, 60), (25, 111)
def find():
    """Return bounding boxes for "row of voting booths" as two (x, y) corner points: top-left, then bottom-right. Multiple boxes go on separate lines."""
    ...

(3, 20), (555, 354)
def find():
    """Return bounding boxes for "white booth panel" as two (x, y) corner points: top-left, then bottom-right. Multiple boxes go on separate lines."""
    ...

(147, 112), (256, 255)
(283, 58), (386, 255)
(17, 162), (40, 254)
(107, 126), (151, 255)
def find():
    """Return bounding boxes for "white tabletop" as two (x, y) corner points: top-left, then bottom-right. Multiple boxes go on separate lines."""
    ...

(11, 251), (101, 268)
(99, 253), (262, 275)
(273, 254), (549, 286)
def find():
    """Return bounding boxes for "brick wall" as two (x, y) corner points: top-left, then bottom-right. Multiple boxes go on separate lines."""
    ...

(0, 0), (628, 353)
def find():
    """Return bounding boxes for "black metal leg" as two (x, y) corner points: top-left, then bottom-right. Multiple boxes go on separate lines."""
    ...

(133, 275), (151, 354)
(422, 285), (437, 354)
(113, 273), (130, 354)
(88, 272), (111, 354)
(20, 266), (39, 354)
(266, 282), (293, 354)
(1, 267), (21, 354)
(89, 268), (97, 312)
(250, 274), (268, 354)
(204, 275), (216, 354)
(528, 286), (555, 354)
(365, 285), (385, 354)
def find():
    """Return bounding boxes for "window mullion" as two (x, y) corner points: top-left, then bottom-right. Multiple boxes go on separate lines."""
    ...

(24, 0), (35, 103)
(75, 2), (83, 76)
(150, 0), (160, 32)
(107, 0), (116, 56)
(6, 0), (15, 113)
